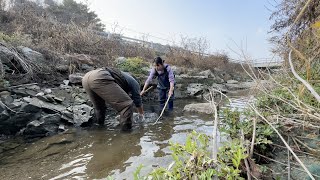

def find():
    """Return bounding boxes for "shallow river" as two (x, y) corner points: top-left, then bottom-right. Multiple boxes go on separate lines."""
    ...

(0, 92), (253, 180)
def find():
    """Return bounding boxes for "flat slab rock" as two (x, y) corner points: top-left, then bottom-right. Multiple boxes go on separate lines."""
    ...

(183, 103), (214, 114)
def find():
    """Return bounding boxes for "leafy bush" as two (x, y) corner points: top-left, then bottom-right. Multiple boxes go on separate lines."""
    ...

(116, 57), (149, 76)
(0, 31), (31, 46)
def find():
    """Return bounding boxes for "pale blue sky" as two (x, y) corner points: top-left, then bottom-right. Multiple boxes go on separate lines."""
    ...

(78, 0), (277, 62)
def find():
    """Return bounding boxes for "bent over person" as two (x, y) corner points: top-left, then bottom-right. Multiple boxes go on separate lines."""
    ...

(82, 67), (144, 131)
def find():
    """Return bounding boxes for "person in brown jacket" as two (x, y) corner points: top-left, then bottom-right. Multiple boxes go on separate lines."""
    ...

(82, 67), (144, 131)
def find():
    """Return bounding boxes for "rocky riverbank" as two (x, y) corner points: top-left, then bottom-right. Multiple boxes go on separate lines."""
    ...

(0, 45), (267, 139)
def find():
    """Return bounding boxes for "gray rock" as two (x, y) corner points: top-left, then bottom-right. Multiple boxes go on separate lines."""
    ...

(187, 83), (207, 96)
(35, 93), (50, 102)
(44, 89), (52, 94)
(35, 92), (45, 96)
(0, 91), (13, 105)
(25, 85), (40, 90)
(71, 104), (93, 126)
(52, 96), (65, 103)
(63, 80), (70, 86)
(211, 83), (228, 93)
(69, 73), (84, 84)
(58, 124), (66, 132)
(81, 64), (94, 71)
(20, 102), (41, 113)
(0, 102), (9, 121)
(74, 95), (86, 105)
(61, 109), (73, 122)
(0, 44), (16, 64)
(11, 88), (37, 97)
(22, 97), (66, 113)
(56, 64), (69, 72)
(23, 114), (61, 137)
(41, 113), (61, 124)
(60, 84), (71, 90)
(0, 112), (41, 135)
(183, 103), (214, 114)
(198, 69), (214, 78)
(44, 94), (56, 103)
(220, 73), (232, 81)
(0, 91), (11, 97)
(17, 46), (45, 63)
(8, 99), (24, 110)
(213, 76), (225, 84)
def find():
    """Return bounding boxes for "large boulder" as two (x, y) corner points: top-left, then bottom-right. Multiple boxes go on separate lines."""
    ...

(186, 83), (207, 96)
(0, 112), (40, 135)
(69, 104), (93, 126)
(17, 46), (45, 63)
(0, 43), (15, 62)
(23, 114), (61, 138)
(183, 103), (214, 114)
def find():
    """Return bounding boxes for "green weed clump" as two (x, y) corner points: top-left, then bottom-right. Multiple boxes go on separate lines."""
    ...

(116, 57), (149, 77)
(133, 131), (248, 180)
(129, 108), (275, 180)
(0, 32), (31, 46)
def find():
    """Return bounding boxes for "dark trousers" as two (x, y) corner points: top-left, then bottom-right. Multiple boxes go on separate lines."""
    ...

(159, 88), (174, 111)
(82, 69), (133, 126)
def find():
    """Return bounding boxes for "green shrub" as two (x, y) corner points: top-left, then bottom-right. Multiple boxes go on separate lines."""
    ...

(116, 57), (149, 76)
(0, 32), (31, 46)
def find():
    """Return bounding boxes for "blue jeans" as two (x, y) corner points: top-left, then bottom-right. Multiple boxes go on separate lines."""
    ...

(159, 88), (174, 111)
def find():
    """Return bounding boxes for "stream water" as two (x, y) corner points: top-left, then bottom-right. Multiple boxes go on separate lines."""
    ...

(0, 91), (253, 180)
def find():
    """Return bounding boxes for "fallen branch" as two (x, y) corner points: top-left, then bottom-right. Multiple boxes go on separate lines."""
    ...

(241, 130), (252, 180)
(287, 136), (291, 180)
(209, 90), (219, 161)
(250, 117), (256, 158)
(293, 137), (320, 154)
(0, 100), (17, 113)
(271, 143), (315, 157)
(288, 50), (320, 103)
